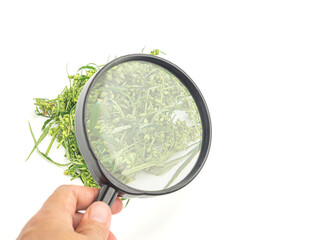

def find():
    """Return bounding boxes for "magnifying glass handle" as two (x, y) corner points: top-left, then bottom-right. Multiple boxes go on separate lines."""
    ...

(97, 185), (118, 206)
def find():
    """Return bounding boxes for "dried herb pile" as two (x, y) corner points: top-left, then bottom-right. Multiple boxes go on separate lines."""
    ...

(27, 49), (202, 191)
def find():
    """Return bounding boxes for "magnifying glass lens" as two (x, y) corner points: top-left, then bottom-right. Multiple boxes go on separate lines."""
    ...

(85, 60), (202, 191)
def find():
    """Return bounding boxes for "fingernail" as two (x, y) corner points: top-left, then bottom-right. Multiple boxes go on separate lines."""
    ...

(88, 202), (110, 223)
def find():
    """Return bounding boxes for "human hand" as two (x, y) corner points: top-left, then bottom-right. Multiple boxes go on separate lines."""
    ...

(17, 185), (123, 240)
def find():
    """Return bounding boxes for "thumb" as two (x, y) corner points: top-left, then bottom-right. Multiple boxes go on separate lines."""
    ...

(76, 201), (111, 240)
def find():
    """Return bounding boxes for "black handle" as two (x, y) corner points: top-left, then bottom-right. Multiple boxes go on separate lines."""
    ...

(97, 185), (118, 206)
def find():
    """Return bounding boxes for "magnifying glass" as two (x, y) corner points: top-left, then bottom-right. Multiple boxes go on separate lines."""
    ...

(75, 54), (211, 206)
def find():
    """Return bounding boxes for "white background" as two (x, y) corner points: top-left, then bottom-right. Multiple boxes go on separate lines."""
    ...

(1, 0), (320, 239)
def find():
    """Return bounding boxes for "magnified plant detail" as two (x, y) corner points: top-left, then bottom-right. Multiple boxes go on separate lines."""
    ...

(86, 61), (202, 190)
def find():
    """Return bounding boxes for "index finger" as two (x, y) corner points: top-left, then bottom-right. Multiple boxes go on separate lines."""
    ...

(43, 185), (100, 216)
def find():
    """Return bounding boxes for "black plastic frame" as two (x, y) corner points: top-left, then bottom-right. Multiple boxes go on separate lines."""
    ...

(75, 54), (211, 201)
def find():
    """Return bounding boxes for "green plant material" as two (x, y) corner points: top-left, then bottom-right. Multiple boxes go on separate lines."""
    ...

(85, 60), (202, 189)
(27, 63), (101, 187)
(27, 48), (202, 196)
(26, 49), (165, 190)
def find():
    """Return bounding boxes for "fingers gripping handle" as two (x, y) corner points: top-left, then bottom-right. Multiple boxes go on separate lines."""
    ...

(97, 185), (118, 206)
